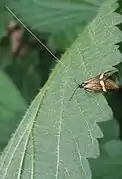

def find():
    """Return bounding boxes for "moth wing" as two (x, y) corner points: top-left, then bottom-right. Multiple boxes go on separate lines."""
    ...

(83, 74), (102, 91)
(103, 70), (118, 80)
(104, 79), (119, 90)
(84, 81), (103, 92)
(84, 74), (101, 84)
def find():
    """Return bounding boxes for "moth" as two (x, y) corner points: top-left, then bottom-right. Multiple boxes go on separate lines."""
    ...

(69, 70), (119, 101)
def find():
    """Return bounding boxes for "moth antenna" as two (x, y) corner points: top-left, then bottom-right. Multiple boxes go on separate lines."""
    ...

(69, 86), (79, 101)
(73, 78), (80, 85)
(5, 5), (67, 69)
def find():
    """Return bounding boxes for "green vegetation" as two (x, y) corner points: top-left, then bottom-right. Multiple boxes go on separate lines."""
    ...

(0, 0), (122, 178)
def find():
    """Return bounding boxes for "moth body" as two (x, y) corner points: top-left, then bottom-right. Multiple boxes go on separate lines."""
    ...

(69, 70), (119, 101)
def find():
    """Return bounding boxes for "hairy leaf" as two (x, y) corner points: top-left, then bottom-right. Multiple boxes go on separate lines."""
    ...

(0, 0), (122, 179)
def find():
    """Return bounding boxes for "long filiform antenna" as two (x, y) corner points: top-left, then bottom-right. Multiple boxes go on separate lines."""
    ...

(69, 86), (79, 101)
(5, 5), (67, 69)
(69, 79), (81, 101)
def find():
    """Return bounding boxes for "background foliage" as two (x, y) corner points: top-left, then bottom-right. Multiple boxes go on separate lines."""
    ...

(0, 0), (122, 178)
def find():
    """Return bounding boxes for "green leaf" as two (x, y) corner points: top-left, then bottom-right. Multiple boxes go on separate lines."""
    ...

(7, 0), (100, 50)
(5, 50), (42, 103)
(0, 0), (122, 178)
(8, 0), (99, 33)
(90, 140), (122, 179)
(0, 0), (13, 38)
(105, 63), (122, 139)
(98, 119), (118, 145)
(0, 70), (27, 151)
(0, 71), (26, 115)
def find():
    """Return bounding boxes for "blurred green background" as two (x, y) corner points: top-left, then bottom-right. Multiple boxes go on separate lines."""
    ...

(0, 0), (122, 152)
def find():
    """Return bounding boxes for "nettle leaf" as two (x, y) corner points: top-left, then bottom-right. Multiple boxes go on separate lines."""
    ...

(0, 0), (122, 178)
(8, 0), (99, 33)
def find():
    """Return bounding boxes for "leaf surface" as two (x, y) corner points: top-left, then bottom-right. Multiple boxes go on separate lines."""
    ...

(0, 0), (122, 179)
(90, 140), (122, 179)
(9, 0), (99, 33)
(0, 70), (27, 151)
(5, 0), (99, 50)
(0, 0), (12, 38)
